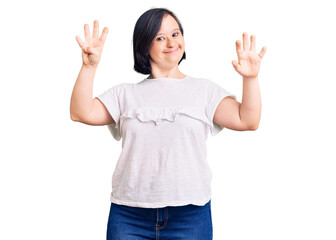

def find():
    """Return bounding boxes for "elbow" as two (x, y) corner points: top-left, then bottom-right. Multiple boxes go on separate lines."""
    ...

(70, 105), (84, 122)
(70, 111), (80, 122)
(241, 120), (259, 131)
(70, 104), (78, 121)
(248, 122), (259, 131)
(70, 112), (77, 122)
(249, 125), (259, 131)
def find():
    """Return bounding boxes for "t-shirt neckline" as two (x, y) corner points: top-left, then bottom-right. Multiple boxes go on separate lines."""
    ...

(144, 75), (189, 83)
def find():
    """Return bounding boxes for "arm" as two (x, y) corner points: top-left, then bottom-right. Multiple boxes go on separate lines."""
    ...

(70, 65), (114, 125)
(213, 32), (266, 131)
(70, 20), (113, 125)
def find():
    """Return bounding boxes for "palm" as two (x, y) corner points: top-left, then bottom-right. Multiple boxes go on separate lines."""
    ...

(232, 33), (266, 79)
(82, 40), (104, 66)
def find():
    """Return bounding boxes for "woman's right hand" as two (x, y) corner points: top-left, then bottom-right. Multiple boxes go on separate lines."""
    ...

(75, 20), (109, 67)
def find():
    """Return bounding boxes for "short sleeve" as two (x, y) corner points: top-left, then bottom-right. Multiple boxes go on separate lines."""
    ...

(205, 79), (236, 136)
(96, 84), (123, 141)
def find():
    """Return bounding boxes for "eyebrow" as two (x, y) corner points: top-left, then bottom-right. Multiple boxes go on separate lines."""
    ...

(156, 28), (180, 36)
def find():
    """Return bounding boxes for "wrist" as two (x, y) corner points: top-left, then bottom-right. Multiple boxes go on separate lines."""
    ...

(82, 63), (98, 70)
(243, 76), (258, 81)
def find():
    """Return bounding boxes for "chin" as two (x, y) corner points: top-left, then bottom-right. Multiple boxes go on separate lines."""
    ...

(168, 53), (184, 62)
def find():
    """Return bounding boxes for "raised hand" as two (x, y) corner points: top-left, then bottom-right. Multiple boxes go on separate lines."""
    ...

(75, 20), (109, 67)
(232, 32), (266, 79)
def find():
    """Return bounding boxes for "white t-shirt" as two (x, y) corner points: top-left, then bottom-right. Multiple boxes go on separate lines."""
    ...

(97, 75), (236, 208)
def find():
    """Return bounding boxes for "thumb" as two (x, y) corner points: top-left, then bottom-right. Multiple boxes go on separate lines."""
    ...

(83, 47), (91, 53)
(232, 60), (241, 72)
(83, 47), (99, 56)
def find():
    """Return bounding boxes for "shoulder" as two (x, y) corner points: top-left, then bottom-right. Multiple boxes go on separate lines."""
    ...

(111, 82), (136, 91)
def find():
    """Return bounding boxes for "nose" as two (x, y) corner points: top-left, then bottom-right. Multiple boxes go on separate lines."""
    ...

(166, 37), (176, 48)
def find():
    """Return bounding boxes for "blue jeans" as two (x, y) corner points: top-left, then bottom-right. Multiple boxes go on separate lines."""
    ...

(106, 200), (213, 240)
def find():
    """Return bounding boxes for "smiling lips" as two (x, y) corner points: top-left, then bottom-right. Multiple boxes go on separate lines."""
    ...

(164, 48), (179, 54)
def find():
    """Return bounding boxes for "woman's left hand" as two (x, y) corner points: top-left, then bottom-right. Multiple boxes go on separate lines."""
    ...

(232, 32), (267, 79)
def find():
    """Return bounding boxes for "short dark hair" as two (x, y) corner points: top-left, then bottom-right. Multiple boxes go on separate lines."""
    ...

(133, 8), (186, 75)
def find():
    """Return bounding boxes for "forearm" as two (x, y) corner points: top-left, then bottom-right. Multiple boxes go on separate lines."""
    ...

(70, 64), (97, 121)
(239, 77), (261, 129)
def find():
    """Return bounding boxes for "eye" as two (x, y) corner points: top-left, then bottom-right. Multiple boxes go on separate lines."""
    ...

(172, 32), (179, 37)
(156, 36), (165, 41)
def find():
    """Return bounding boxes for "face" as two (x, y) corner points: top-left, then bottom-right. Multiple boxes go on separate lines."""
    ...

(148, 14), (185, 70)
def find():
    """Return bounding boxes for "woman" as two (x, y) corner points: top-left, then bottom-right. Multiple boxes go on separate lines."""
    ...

(70, 8), (266, 240)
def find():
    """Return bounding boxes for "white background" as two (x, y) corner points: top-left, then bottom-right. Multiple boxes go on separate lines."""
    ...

(1, 0), (335, 239)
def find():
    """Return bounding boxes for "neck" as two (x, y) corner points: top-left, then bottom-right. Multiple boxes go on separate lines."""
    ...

(148, 65), (185, 79)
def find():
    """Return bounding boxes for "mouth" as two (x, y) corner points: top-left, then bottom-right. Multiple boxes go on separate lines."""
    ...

(164, 48), (180, 54)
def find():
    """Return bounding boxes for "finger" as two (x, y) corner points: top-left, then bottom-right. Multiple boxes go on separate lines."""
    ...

(250, 34), (256, 51)
(243, 32), (249, 50)
(92, 20), (99, 40)
(235, 40), (242, 54)
(84, 24), (91, 42)
(75, 35), (84, 48)
(258, 46), (267, 59)
(99, 27), (109, 44)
